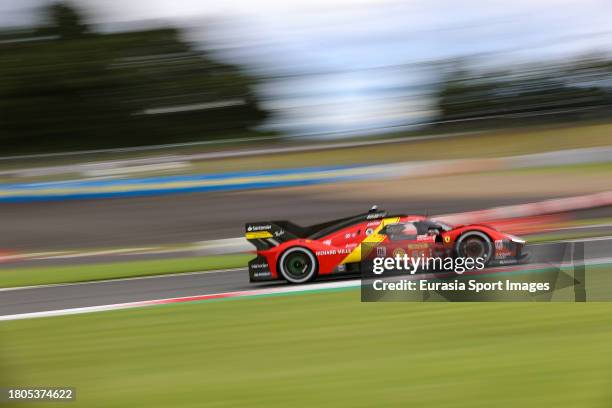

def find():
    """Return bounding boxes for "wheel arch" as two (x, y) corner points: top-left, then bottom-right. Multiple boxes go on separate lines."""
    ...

(454, 230), (495, 262)
(277, 246), (319, 283)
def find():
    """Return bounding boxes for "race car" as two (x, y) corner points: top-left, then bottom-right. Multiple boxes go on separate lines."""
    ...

(245, 206), (527, 283)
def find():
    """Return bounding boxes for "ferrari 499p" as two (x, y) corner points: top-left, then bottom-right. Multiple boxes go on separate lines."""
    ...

(246, 207), (527, 283)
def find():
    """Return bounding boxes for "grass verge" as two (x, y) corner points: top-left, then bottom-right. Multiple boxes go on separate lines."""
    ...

(3, 289), (612, 407)
(0, 253), (251, 288)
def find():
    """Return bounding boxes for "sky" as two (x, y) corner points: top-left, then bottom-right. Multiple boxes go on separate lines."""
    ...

(2, 0), (612, 136)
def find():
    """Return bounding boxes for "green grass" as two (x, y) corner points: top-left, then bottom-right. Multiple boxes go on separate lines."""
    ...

(3, 289), (612, 407)
(0, 254), (251, 288)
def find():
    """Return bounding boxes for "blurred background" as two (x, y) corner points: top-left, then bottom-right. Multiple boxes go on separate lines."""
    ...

(1, 0), (612, 150)
(0, 0), (611, 252)
(2, 2), (612, 407)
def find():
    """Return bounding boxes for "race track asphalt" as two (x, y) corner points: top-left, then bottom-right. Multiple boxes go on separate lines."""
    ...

(1, 238), (610, 317)
(0, 189), (582, 251)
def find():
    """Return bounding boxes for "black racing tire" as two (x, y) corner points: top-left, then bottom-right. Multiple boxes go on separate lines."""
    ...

(455, 232), (493, 266)
(278, 247), (318, 284)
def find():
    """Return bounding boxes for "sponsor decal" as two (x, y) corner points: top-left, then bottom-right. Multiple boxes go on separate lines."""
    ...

(245, 231), (273, 239)
(443, 236), (451, 243)
(247, 224), (272, 232)
(253, 271), (272, 278)
(393, 248), (406, 257)
(250, 263), (268, 269)
(274, 230), (285, 238)
(366, 221), (381, 227)
(316, 248), (352, 256)
(495, 240), (504, 250)
(323, 239), (332, 246)
(376, 246), (387, 257)
(495, 249), (512, 259)
(416, 235), (434, 242)
(366, 212), (384, 220)
(407, 243), (429, 249)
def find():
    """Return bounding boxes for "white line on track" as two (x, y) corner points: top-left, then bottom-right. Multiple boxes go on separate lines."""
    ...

(0, 279), (361, 321)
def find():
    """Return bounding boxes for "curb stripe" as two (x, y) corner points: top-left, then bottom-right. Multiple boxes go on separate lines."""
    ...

(0, 280), (361, 321)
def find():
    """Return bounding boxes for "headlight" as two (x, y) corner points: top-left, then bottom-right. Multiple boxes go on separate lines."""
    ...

(506, 234), (525, 244)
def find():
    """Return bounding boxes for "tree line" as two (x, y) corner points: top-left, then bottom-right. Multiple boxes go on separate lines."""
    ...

(1, 3), (612, 153)
(0, 3), (267, 153)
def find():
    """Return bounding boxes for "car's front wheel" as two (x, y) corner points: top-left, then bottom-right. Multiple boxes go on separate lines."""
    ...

(278, 247), (318, 283)
(456, 232), (493, 266)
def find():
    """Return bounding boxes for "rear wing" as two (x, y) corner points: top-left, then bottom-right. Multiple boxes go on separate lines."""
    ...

(245, 210), (389, 250)
(245, 221), (302, 250)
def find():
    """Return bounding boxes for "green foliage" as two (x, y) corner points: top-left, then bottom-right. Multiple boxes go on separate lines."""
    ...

(435, 57), (612, 123)
(0, 2), (268, 153)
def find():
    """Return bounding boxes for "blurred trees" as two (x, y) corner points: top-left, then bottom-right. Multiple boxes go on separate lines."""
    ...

(0, 2), (267, 153)
(435, 57), (612, 124)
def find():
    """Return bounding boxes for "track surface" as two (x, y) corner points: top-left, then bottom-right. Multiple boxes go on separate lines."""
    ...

(0, 190), (579, 251)
(0, 268), (253, 316)
(1, 238), (610, 317)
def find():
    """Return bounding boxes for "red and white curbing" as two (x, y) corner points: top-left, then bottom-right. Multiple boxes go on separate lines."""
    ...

(0, 280), (360, 321)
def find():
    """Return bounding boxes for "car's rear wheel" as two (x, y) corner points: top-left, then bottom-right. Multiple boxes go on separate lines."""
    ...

(456, 233), (493, 266)
(278, 247), (318, 283)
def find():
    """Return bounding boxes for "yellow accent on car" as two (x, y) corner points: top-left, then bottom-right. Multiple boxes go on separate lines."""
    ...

(340, 217), (400, 264)
(245, 231), (273, 239)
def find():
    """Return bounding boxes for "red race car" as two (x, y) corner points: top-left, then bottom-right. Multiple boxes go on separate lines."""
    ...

(246, 207), (527, 283)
